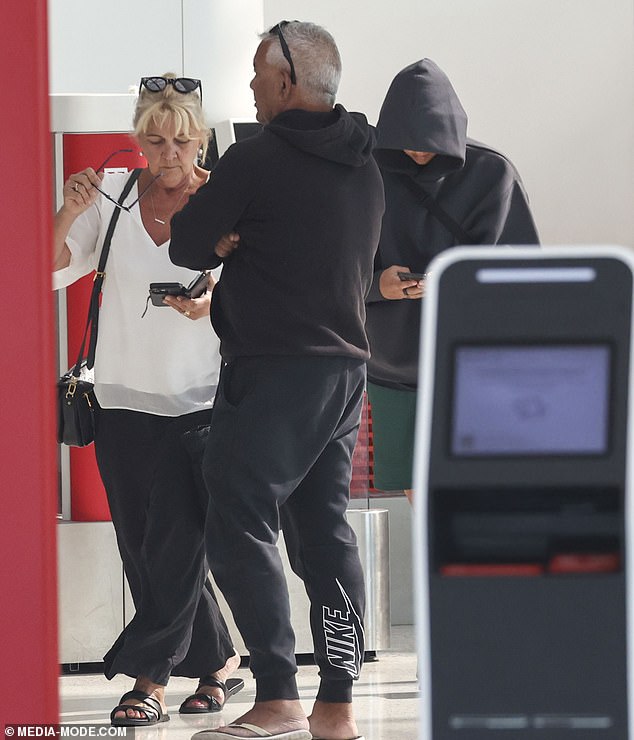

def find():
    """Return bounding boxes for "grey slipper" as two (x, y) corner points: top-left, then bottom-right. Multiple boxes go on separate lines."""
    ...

(192, 723), (312, 739)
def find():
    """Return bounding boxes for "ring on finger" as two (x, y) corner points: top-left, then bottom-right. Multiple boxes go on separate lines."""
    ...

(402, 287), (409, 297)
(72, 183), (80, 192)
(184, 310), (191, 318)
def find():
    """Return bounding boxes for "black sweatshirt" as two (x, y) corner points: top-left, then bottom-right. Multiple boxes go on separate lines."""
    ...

(366, 59), (540, 390)
(170, 105), (385, 362)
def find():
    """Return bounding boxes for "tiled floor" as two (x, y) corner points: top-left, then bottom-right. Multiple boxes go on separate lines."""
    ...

(59, 626), (419, 739)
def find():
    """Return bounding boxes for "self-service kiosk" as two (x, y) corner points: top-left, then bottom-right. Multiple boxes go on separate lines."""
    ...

(414, 246), (634, 739)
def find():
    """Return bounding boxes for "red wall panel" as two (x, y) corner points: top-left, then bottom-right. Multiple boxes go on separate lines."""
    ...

(0, 0), (58, 723)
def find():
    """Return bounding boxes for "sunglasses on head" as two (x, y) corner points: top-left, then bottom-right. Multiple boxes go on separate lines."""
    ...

(268, 21), (297, 85)
(139, 76), (203, 101)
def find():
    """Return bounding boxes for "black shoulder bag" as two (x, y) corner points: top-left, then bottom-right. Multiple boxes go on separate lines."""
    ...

(57, 168), (142, 446)
(404, 177), (477, 245)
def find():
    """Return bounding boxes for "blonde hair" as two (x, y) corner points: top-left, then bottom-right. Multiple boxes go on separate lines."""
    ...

(133, 73), (211, 161)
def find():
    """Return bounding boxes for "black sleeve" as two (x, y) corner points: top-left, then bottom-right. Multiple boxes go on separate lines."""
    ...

(464, 164), (540, 247)
(169, 146), (256, 270)
(496, 181), (540, 245)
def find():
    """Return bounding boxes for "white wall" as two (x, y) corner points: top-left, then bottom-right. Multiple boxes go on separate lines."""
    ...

(48, 0), (183, 94)
(263, 0), (634, 248)
(48, 0), (263, 125)
(183, 0), (263, 123)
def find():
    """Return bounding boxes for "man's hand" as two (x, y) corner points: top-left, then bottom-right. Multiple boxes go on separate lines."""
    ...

(379, 265), (425, 300)
(215, 232), (240, 258)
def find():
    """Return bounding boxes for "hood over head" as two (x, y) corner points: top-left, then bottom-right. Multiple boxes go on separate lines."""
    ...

(375, 59), (467, 181)
(267, 104), (376, 167)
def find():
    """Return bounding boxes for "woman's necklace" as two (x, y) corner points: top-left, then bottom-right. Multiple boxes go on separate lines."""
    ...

(150, 184), (189, 225)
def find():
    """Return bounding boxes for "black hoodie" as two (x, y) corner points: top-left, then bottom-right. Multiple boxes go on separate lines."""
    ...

(170, 104), (385, 362)
(366, 59), (540, 390)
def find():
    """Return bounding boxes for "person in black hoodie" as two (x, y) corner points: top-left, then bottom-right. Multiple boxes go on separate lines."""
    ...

(169, 21), (384, 740)
(366, 59), (540, 502)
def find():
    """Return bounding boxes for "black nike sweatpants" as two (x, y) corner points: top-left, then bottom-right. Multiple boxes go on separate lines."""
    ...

(203, 355), (367, 703)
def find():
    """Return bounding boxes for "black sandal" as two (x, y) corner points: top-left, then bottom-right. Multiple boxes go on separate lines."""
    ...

(179, 675), (245, 714)
(110, 690), (170, 726)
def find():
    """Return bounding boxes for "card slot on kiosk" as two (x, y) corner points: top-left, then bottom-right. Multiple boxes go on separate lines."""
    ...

(413, 247), (634, 739)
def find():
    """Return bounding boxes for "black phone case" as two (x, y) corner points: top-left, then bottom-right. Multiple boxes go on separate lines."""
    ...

(149, 273), (208, 306)
(149, 282), (185, 306)
(185, 272), (208, 299)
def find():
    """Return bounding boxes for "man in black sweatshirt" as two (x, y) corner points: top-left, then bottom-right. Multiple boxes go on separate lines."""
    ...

(170, 21), (384, 740)
(366, 59), (540, 503)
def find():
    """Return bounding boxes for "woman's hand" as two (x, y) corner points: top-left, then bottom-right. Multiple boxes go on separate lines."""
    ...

(61, 168), (104, 217)
(379, 265), (425, 300)
(54, 167), (106, 270)
(163, 273), (216, 319)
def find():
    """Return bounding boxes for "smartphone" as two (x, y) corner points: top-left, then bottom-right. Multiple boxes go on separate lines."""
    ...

(398, 271), (427, 281)
(149, 271), (209, 306)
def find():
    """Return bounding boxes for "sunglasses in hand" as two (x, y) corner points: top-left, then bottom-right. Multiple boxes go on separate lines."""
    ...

(91, 149), (160, 212)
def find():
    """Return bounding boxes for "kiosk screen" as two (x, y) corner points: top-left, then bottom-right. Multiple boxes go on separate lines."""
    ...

(451, 344), (610, 456)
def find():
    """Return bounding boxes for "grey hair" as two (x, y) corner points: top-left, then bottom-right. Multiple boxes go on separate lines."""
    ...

(260, 21), (341, 106)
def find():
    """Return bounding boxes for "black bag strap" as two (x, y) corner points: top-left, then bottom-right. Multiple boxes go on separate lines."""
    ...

(71, 168), (142, 376)
(404, 177), (476, 245)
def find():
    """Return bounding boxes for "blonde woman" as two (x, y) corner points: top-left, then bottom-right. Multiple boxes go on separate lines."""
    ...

(53, 74), (242, 726)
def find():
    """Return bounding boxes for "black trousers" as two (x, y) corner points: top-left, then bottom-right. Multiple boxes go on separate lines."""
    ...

(203, 356), (367, 703)
(93, 405), (235, 685)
